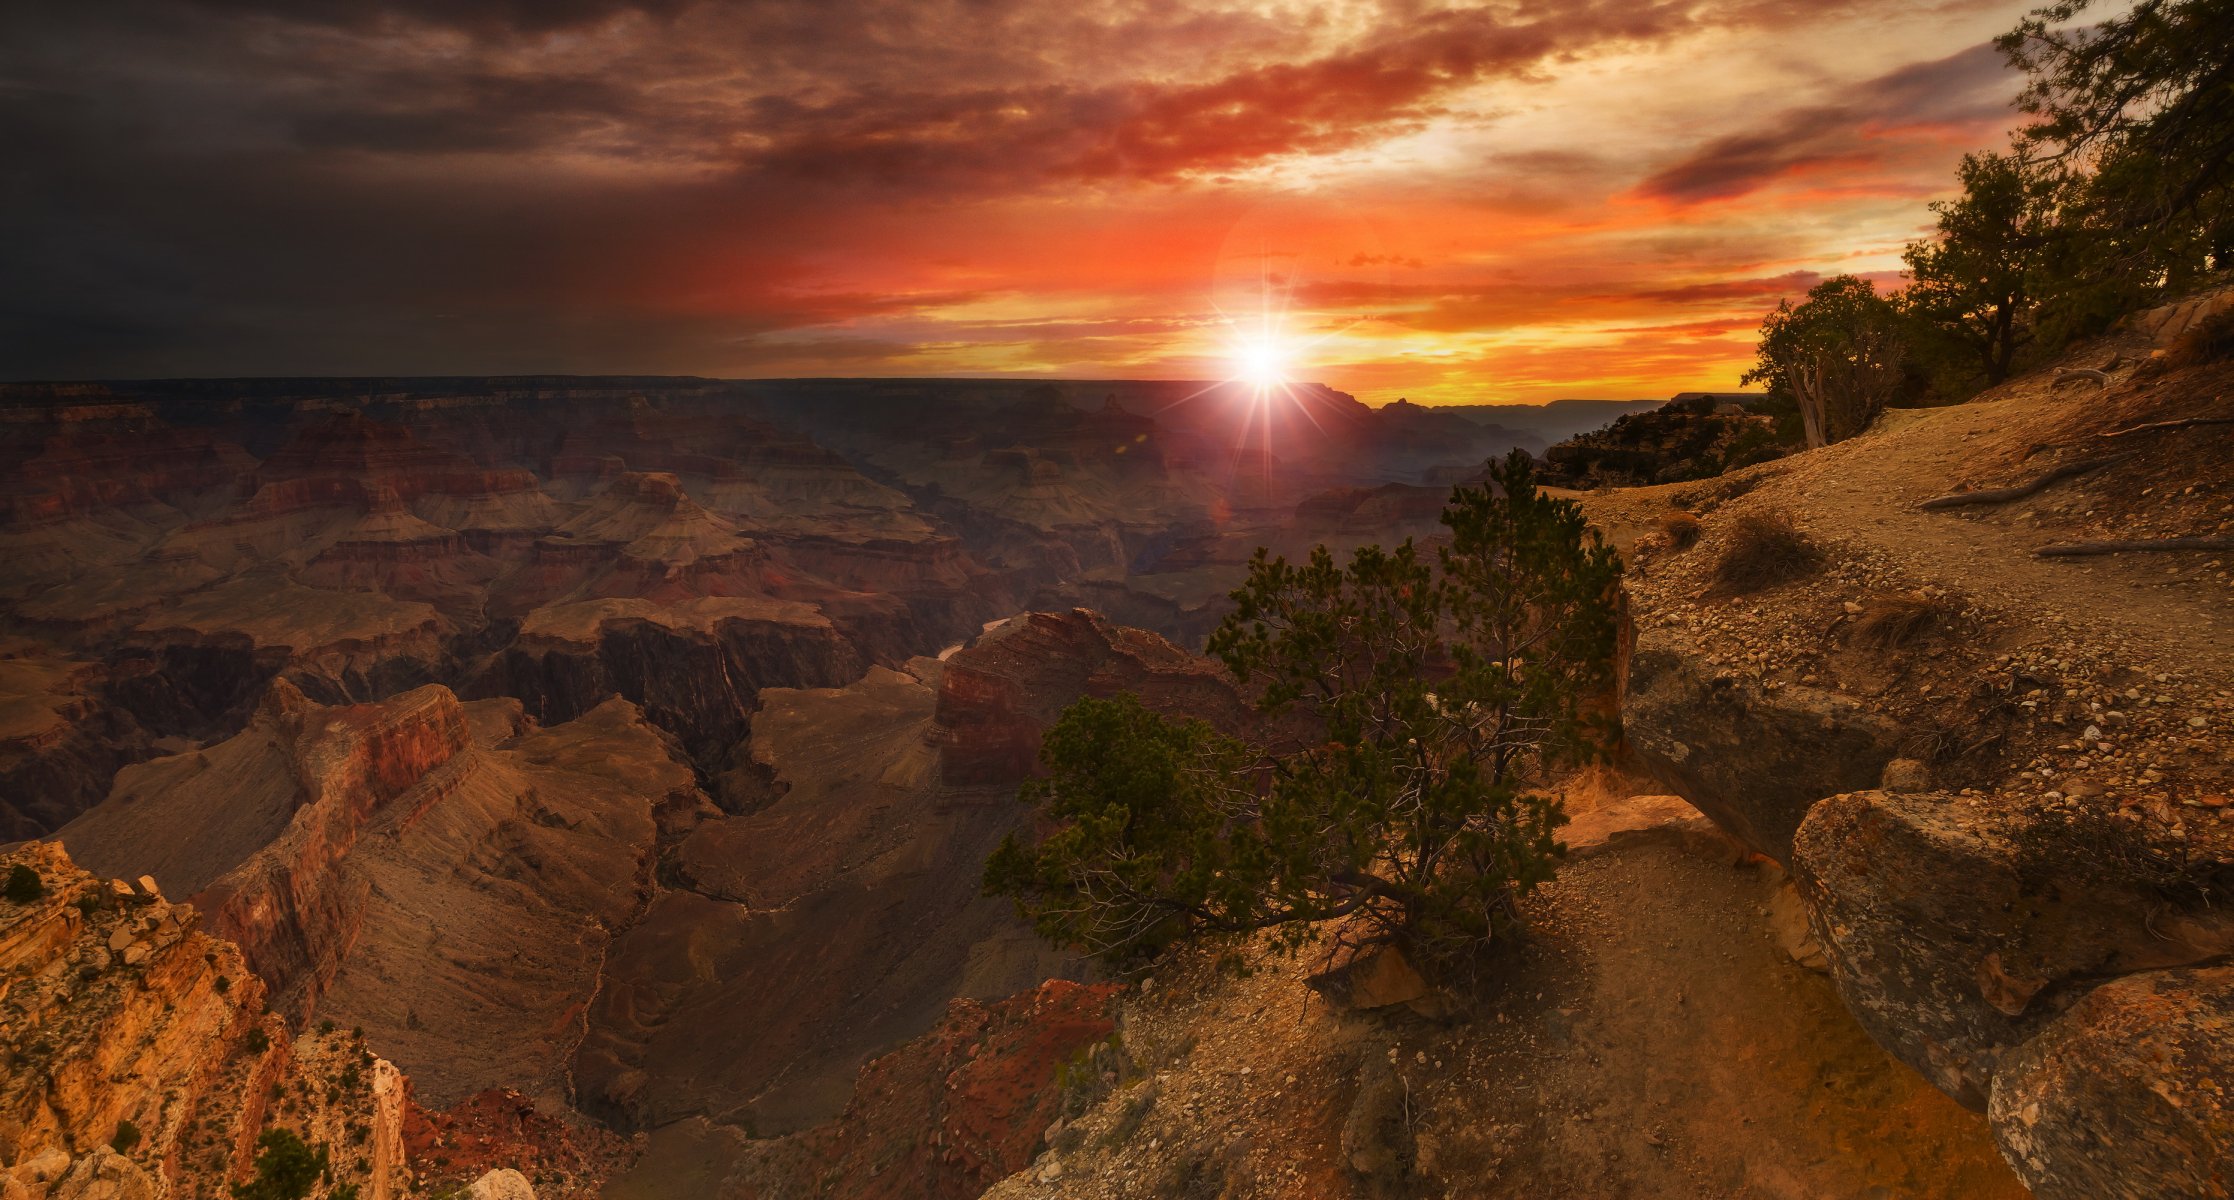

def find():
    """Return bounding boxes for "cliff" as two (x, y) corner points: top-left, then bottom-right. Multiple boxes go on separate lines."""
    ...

(0, 841), (407, 1200)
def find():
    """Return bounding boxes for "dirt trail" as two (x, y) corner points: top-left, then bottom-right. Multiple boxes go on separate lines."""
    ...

(983, 795), (2025, 1200)
(1585, 340), (2234, 689)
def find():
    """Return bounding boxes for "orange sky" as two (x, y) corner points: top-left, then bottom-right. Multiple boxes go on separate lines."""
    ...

(2, 0), (2042, 401)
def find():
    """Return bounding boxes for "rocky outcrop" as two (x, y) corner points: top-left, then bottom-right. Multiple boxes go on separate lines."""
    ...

(1792, 789), (2234, 1196)
(935, 609), (1258, 787)
(59, 683), (700, 1110)
(473, 595), (862, 769)
(1988, 966), (2233, 1200)
(1794, 790), (2234, 1106)
(1622, 641), (1901, 864)
(1538, 392), (1791, 488)
(0, 842), (408, 1200)
(406, 1090), (632, 1200)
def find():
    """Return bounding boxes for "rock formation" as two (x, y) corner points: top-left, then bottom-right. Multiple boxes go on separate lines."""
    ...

(0, 841), (407, 1200)
(935, 609), (1258, 787)
(58, 681), (701, 1113)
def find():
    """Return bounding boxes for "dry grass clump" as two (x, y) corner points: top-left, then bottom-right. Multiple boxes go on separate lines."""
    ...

(1656, 510), (1703, 551)
(1710, 512), (1824, 594)
(1851, 592), (1951, 649)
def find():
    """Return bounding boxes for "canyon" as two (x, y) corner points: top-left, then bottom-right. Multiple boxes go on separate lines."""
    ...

(0, 333), (2227, 1198)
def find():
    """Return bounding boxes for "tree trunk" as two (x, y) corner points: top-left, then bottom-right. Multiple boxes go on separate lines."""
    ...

(1793, 360), (1828, 449)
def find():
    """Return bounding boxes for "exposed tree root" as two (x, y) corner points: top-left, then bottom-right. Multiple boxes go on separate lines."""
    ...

(2053, 368), (2113, 388)
(2098, 414), (2234, 439)
(2022, 414), (2234, 458)
(1921, 456), (2123, 511)
(2035, 536), (2234, 557)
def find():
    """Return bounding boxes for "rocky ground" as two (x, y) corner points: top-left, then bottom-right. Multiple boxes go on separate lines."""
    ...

(1579, 294), (2233, 1198)
(980, 787), (2025, 1200)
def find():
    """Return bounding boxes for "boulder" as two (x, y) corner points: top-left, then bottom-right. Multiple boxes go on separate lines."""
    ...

(1793, 789), (2234, 1108)
(1306, 944), (1431, 1012)
(1623, 643), (1901, 863)
(466, 1169), (537, 1200)
(45, 1150), (155, 1200)
(1989, 965), (2234, 1200)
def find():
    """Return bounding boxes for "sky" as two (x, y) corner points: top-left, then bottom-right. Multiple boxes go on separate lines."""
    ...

(1, 0), (2047, 404)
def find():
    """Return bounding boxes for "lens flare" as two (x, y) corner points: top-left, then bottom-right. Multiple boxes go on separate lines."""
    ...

(1234, 336), (1290, 389)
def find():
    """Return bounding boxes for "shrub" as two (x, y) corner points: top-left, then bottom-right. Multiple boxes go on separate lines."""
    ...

(231, 1128), (327, 1200)
(1656, 510), (1703, 550)
(243, 1027), (270, 1054)
(111, 1119), (141, 1154)
(988, 450), (1622, 972)
(4, 864), (44, 904)
(1711, 513), (1824, 594)
(1851, 593), (1950, 649)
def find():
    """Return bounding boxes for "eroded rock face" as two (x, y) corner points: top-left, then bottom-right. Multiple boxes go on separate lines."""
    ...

(1623, 641), (1901, 863)
(609, 980), (1121, 1200)
(580, 663), (1079, 1138)
(0, 653), (152, 840)
(472, 595), (861, 771)
(59, 681), (701, 1110)
(0, 842), (408, 1200)
(935, 609), (1257, 787)
(1988, 965), (2234, 1200)
(1793, 790), (2234, 1196)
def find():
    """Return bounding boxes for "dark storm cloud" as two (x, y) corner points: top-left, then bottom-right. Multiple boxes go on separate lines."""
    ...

(1633, 41), (2016, 205)
(180, 0), (700, 33)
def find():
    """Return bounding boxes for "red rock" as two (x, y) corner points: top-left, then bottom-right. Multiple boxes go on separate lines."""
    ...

(934, 609), (1257, 786)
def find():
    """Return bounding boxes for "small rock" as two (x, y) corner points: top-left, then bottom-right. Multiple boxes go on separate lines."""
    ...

(466, 1169), (537, 1200)
(1880, 758), (1932, 794)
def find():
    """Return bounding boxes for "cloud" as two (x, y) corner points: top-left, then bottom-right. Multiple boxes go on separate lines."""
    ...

(1632, 41), (2016, 205)
(0, 0), (2037, 391)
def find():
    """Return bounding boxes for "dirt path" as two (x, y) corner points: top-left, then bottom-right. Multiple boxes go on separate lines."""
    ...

(1584, 344), (2234, 690)
(983, 813), (2025, 1200)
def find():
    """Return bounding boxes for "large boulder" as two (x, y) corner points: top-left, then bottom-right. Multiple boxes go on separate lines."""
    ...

(1793, 789), (2234, 1106)
(1989, 965), (2234, 1200)
(1623, 642), (1902, 863)
(1795, 790), (2234, 1196)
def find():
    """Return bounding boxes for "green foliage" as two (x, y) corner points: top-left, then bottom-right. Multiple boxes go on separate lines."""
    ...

(1743, 276), (1907, 447)
(2001, 0), (2234, 280)
(110, 1119), (141, 1154)
(1901, 152), (2066, 387)
(231, 1128), (328, 1200)
(988, 451), (1621, 972)
(4, 864), (45, 904)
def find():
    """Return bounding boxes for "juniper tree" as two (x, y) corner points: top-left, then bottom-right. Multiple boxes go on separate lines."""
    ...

(985, 451), (1622, 973)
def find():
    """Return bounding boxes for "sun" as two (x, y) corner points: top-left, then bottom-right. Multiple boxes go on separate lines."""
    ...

(1233, 336), (1292, 389)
